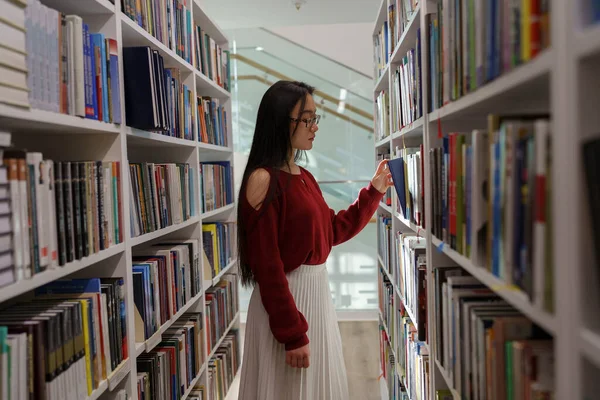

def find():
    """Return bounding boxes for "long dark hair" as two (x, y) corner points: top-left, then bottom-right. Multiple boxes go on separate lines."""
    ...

(237, 80), (315, 286)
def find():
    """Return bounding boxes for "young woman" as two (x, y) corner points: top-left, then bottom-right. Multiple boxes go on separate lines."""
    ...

(237, 80), (393, 400)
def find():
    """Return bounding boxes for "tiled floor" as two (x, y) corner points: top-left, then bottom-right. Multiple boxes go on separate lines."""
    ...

(226, 320), (380, 400)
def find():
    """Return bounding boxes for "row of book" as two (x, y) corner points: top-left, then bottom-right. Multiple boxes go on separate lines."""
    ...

(426, 1), (551, 112)
(198, 97), (229, 147)
(202, 222), (235, 281)
(430, 116), (552, 311)
(200, 161), (234, 214)
(137, 312), (206, 399)
(375, 91), (390, 141)
(434, 269), (554, 400)
(206, 331), (240, 400)
(389, 146), (425, 228)
(387, 0), (419, 55)
(132, 240), (203, 343)
(24, 1), (121, 122)
(205, 275), (239, 353)
(0, 0), (28, 109)
(122, 0), (193, 66)
(193, 24), (231, 92)
(129, 162), (196, 238)
(2, 145), (123, 285)
(379, 270), (430, 400)
(374, 20), (389, 80)
(391, 30), (423, 132)
(0, 277), (128, 399)
(393, 233), (427, 342)
(377, 215), (393, 270)
(123, 47), (195, 140)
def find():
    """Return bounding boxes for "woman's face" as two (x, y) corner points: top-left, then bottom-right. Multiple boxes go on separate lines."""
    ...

(289, 94), (320, 151)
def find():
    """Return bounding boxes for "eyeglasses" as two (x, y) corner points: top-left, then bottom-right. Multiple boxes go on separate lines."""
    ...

(290, 114), (321, 128)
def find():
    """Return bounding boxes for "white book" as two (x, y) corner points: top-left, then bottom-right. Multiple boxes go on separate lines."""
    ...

(103, 163), (113, 247)
(100, 292), (112, 376)
(470, 129), (489, 267)
(44, 160), (59, 267)
(0, 46), (27, 73)
(49, 8), (59, 113)
(16, 159), (30, 278)
(533, 119), (550, 308)
(41, 3), (51, 112)
(27, 153), (49, 268)
(66, 19), (74, 115)
(66, 15), (85, 117)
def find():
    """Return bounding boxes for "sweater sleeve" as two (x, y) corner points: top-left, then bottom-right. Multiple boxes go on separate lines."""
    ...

(328, 182), (385, 246)
(245, 190), (310, 351)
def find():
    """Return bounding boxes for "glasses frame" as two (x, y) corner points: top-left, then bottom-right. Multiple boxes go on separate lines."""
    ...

(290, 114), (321, 128)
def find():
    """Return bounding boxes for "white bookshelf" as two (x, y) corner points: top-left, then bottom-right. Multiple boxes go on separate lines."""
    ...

(0, 0), (240, 399)
(373, 0), (598, 399)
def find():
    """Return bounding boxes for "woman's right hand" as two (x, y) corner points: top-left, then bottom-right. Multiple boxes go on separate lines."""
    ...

(286, 344), (310, 368)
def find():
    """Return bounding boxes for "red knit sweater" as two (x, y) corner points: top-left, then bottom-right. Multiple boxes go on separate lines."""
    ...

(241, 167), (384, 350)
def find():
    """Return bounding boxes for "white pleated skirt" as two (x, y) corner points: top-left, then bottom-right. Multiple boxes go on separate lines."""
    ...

(238, 263), (349, 400)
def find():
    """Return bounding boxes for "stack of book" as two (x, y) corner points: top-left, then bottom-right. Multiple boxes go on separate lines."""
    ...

(128, 162), (196, 237)
(1, 0), (28, 109)
(375, 91), (390, 141)
(434, 270), (554, 400)
(426, 1), (551, 111)
(391, 32), (422, 132)
(202, 222), (235, 281)
(388, 0), (419, 52)
(121, 0), (193, 65)
(397, 314), (429, 400)
(137, 312), (205, 399)
(2, 145), (123, 284)
(132, 240), (202, 343)
(394, 233), (427, 342)
(206, 330), (240, 400)
(430, 116), (552, 311)
(123, 47), (195, 140)
(388, 146), (425, 228)
(24, 1), (121, 122)
(199, 161), (233, 213)
(194, 25), (231, 92)
(374, 20), (389, 79)
(205, 275), (239, 354)
(197, 96), (229, 147)
(0, 277), (128, 399)
(377, 215), (392, 272)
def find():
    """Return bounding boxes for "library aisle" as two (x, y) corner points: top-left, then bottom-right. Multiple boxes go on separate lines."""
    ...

(0, 0), (240, 399)
(374, 0), (600, 399)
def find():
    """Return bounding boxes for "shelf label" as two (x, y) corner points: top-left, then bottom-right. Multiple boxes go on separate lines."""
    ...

(436, 241), (445, 252)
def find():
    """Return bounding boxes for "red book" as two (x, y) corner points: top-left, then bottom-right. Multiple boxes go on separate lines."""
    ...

(530, 0), (541, 57)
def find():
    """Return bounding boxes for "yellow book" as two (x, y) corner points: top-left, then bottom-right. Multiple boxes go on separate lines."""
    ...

(202, 224), (219, 275)
(521, 0), (531, 62)
(80, 300), (93, 396)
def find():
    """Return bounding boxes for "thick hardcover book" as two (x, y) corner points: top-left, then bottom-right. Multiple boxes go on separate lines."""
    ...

(122, 47), (160, 131)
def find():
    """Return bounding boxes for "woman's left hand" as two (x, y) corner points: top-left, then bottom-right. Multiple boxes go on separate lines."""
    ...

(371, 160), (394, 194)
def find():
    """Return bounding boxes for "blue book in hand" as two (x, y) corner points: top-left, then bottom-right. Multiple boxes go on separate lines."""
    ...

(387, 158), (407, 219)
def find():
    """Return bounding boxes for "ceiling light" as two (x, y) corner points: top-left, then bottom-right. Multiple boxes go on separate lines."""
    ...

(255, 46), (264, 51)
(291, 0), (307, 10)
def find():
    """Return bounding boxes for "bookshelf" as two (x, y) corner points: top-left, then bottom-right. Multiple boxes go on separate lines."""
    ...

(374, 0), (596, 399)
(0, 0), (240, 399)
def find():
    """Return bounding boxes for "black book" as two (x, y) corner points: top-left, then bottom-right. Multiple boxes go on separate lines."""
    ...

(122, 47), (160, 131)
(583, 138), (600, 283)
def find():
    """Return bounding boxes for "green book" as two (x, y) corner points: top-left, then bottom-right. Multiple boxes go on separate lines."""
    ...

(506, 341), (514, 400)
(436, 389), (453, 400)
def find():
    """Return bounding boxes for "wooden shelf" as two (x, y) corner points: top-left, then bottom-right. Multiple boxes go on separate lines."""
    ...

(379, 202), (393, 214)
(576, 23), (600, 60)
(434, 359), (461, 400)
(428, 50), (552, 122)
(129, 217), (200, 247)
(201, 203), (235, 219)
(126, 127), (198, 148)
(431, 237), (556, 334)
(204, 259), (237, 291)
(0, 244), (125, 304)
(136, 290), (204, 354)
(391, 117), (424, 140)
(582, 328), (600, 368)
(374, 65), (390, 94)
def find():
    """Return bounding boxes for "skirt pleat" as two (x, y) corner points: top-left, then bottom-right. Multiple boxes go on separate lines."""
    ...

(238, 264), (349, 400)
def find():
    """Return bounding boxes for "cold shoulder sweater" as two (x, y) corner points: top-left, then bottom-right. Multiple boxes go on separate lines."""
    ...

(241, 167), (384, 350)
